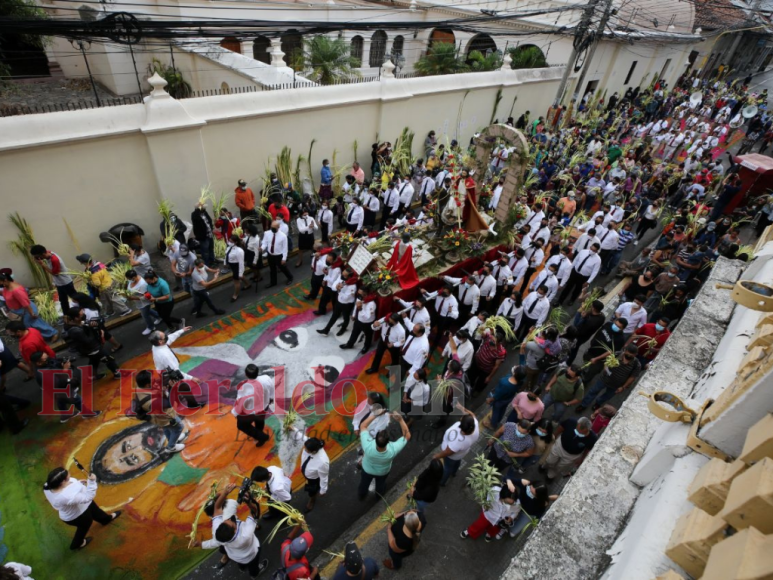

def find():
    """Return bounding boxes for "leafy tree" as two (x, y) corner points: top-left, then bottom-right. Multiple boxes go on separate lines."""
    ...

(0, 0), (47, 86)
(467, 49), (503, 72)
(414, 42), (468, 76)
(508, 45), (548, 70)
(293, 35), (359, 85)
(149, 58), (192, 99)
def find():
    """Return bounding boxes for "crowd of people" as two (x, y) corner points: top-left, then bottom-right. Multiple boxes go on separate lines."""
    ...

(1, 69), (769, 578)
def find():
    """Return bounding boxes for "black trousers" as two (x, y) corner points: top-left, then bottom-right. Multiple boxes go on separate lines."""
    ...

(345, 320), (374, 351)
(346, 223), (359, 233)
(56, 282), (77, 319)
(88, 347), (119, 376)
(380, 209), (397, 230)
(323, 301), (355, 333)
(236, 414), (268, 443)
(369, 339), (401, 372)
(219, 544), (263, 576)
(191, 289), (220, 314)
(458, 302), (472, 323)
(400, 358), (412, 382)
(431, 316), (455, 350)
(559, 270), (589, 305)
(0, 392), (25, 432)
(516, 314), (539, 341)
(267, 254), (293, 285)
(317, 288), (336, 315)
(364, 209), (377, 228)
(308, 274), (324, 299)
(154, 300), (181, 329)
(519, 268), (536, 294)
(321, 222), (330, 243)
(64, 501), (112, 550)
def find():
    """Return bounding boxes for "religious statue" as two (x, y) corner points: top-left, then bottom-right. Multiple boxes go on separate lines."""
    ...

(441, 168), (489, 232)
(385, 232), (419, 289)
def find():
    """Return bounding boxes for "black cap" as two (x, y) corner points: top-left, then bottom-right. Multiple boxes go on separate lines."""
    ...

(344, 542), (363, 575)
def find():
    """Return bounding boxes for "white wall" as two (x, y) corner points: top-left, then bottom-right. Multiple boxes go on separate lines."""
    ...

(0, 66), (563, 286)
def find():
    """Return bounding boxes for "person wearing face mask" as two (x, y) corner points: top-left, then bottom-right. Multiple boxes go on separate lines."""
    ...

(581, 316), (628, 383)
(614, 295), (648, 339)
(518, 239), (545, 295)
(540, 416), (597, 481)
(575, 344), (641, 413)
(442, 275), (480, 321)
(400, 324), (430, 381)
(233, 179), (257, 221)
(190, 259), (226, 318)
(507, 478), (556, 538)
(620, 270), (655, 303)
(260, 221), (293, 288)
(529, 263), (559, 303)
(626, 316), (672, 369)
(516, 285), (551, 341)
(486, 418), (534, 472)
(421, 286), (459, 351)
(366, 313), (406, 375)
(484, 365), (525, 429)
(542, 364), (584, 422)
(171, 243), (196, 295)
(476, 265), (498, 305)
(558, 243), (602, 305)
(490, 257), (514, 304)
(394, 295), (431, 332)
(317, 200), (334, 243)
(460, 480), (518, 541)
(317, 269), (357, 337)
(313, 252), (340, 315)
(497, 291), (523, 331)
(295, 207), (318, 268)
(290, 426), (329, 513)
(345, 198), (364, 233)
(340, 289), (377, 354)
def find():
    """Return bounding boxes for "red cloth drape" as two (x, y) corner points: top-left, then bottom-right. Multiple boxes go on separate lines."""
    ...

(385, 242), (420, 290)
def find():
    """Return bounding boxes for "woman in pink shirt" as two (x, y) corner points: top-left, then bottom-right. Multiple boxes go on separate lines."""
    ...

(507, 390), (544, 424)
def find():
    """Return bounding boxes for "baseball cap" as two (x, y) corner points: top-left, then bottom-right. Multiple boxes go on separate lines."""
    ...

(75, 253), (92, 264)
(289, 536), (309, 559)
(344, 542), (363, 575)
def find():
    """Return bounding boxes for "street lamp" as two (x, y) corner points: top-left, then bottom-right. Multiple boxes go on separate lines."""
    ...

(69, 38), (101, 106)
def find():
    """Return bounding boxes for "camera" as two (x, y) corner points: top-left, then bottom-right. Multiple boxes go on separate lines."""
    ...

(161, 367), (184, 386)
(237, 477), (253, 505)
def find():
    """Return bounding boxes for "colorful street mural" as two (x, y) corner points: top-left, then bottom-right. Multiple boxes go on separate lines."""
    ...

(0, 284), (392, 579)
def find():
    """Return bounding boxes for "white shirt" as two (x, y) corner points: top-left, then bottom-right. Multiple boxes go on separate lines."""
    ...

(510, 257), (529, 288)
(277, 220), (289, 237)
(225, 245), (245, 278)
(152, 329), (187, 374)
(352, 401), (390, 434)
(572, 249), (602, 283)
(201, 499), (240, 549)
(442, 338), (474, 372)
(311, 254), (328, 277)
(533, 226), (551, 245)
(497, 297), (524, 328)
(530, 271), (559, 301)
(346, 205), (364, 230)
(461, 316), (485, 340)
(614, 302), (648, 333)
(524, 246), (544, 269)
(429, 292), (459, 319)
(323, 265), (341, 288)
(397, 181), (415, 206)
(3, 563), (33, 580)
(395, 299), (431, 331)
(382, 187), (400, 214)
(336, 282), (357, 304)
(477, 274), (497, 300)
(546, 255), (572, 286)
(401, 334), (430, 374)
(483, 486), (519, 525)
(44, 477), (97, 521)
(231, 375), (274, 416)
(300, 438), (330, 494)
(211, 514), (259, 564)
(243, 234), (261, 265)
(443, 277), (481, 314)
(574, 233), (599, 253)
(419, 176), (435, 199)
(403, 375), (430, 406)
(267, 465), (292, 502)
(521, 293), (550, 325)
(441, 416), (480, 460)
(355, 300), (377, 323)
(296, 216), (318, 235)
(374, 321), (406, 347)
(317, 208), (334, 229)
(598, 228), (620, 251)
(261, 230), (289, 260)
(520, 209), (545, 231)
(490, 184), (504, 209)
(604, 206), (625, 226)
(490, 263), (513, 287)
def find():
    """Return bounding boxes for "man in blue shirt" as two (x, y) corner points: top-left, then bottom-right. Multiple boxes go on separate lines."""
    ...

(320, 158), (333, 200)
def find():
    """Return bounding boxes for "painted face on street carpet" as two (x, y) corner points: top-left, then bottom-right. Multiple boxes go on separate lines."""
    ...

(2, 286), (383, 580)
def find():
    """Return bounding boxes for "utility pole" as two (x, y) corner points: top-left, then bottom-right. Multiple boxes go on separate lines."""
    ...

(552, 0), (601, 106)
(570, 0), (615, 103)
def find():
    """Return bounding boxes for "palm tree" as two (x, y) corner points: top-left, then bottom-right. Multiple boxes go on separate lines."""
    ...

(293, 35), (359, 85)
(467, 49), (503, 72)
(414, 42), (468, 76)
(508, 45), (548, 70)
(149, 59), (192, 99)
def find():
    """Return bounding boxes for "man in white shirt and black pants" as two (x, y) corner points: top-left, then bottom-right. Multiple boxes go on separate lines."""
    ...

(232, 364), (274, 447)
(260, 221), (293, 288)
(362, 188), (380, 229)
(400, 323), (430, 382)
(558, 243), (602, 305)
(366, 314), (406, 375)
(422, 286), (459, 351)
(517, 285), (551, 340)
(380, 181), (401, 230)
(318, 269), (357, 337)
(317, 201), (334, 243)
(305, 247), (331, 301)
(345, 199), (364, 233)
(340, 290), (377, 354)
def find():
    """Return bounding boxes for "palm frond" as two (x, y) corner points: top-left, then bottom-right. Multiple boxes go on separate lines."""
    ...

(480, 315), (516, 342)
(33, 290), (59, 324)
(465, 453), (501, 510)
(8, 212), (51, 289)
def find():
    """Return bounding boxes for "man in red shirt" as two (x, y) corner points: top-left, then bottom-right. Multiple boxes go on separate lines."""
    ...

(269, 199), (290, 223)
(280, 526), (319, 580)
(234, 179), (257, 220)
(6, 321), (55, 365)
(626, 316), (671, 369)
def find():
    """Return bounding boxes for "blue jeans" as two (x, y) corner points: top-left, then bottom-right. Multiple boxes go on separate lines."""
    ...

(198, 237), (215, 266)
(138, 305), (161, 330)
(440, 457), (462, 486)
(163, 421), (184, 449)
(415, 500), (430, 513)
(580, 377), (617, 408)
(509, 510), (537, 538)
(13, 305), (57, 339)
(490, 399), (511, 429)
(542, 392), (569, 422)
(181, 277), (193, 294)
(358, 470), (388, 499)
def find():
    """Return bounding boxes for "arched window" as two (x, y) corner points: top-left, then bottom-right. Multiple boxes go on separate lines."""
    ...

(508, 44), (548, 69)
(220, 36), (241, 54)
(428, 28), (455, 54)
(391, 35), (404, 63)
(466, 34), (497, 59)
(351, 35), (363, 68)
(253, 36), (271, 65)
(221, 82), (230, 94)
(281, 31), (303, 70)
(370, 30), (387, 68)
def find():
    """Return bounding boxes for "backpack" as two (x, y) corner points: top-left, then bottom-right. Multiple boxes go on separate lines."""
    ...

(270, 544), (307, 580)
(131, 395), (152, 422)
(536, 351), (561, 372)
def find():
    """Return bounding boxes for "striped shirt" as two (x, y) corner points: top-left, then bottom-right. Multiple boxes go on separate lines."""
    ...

(617, 229), (635, 251)
(474, 335), (507, 374)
